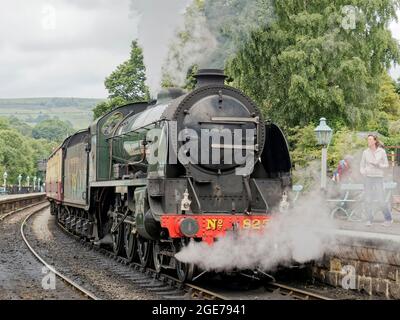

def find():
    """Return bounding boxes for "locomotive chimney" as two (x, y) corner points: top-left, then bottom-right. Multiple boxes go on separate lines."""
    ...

(194, 69), (227, 88)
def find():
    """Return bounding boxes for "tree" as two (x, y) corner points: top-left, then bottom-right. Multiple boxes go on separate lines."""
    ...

(93, 97), (127, 119)
(376, 72), (400, 118)
(226, 0), (400, 129)
(8, 116), (33, 137)
(0, 129), (35, 183)
(32, 119), (74, 143)
(105, 40), (150, 101)
(93, 40), (150, 119)
(366, 72), (400, 136)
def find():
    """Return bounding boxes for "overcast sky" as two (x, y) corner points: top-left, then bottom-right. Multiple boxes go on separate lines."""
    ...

(0, 1), (399, 99)
(0, 0), (190, 98)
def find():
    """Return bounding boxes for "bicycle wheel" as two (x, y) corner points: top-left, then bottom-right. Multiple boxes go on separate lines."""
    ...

(330, 206), (350, 220)
(347, 202), (367, 222)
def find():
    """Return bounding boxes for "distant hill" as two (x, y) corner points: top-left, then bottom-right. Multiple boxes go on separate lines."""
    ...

(0, 97), (104, 130)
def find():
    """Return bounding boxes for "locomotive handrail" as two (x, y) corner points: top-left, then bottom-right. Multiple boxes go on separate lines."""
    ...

(210, 116), (260, 124)
(187, 177), (202, 213)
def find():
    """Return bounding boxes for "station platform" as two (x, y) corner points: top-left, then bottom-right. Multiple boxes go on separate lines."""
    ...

(0, 193), (45, 202)
(330, 210), (400, 249)
(314, 210), (400, 298)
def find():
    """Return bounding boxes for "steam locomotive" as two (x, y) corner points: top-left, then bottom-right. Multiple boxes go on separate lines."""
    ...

(46, 69), (292, 281)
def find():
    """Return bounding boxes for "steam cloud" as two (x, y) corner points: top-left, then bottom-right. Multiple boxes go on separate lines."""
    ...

(175, 188), (338, 272)
(128, 0), (192, 96)
(162, 0), (275, 87)
(129, 0), (275, 93)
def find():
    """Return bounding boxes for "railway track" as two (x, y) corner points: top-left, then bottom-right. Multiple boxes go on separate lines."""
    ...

(20, 205), (100, 300)
(53, 210), (332, 301)
(266, 282), (332, 300)
(0, 197), (90, 300)
(1, 197), (332, 301)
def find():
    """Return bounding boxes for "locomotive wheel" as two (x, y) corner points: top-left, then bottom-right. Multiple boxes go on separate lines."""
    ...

(124, 223), (137, 262)
(137, 236), (150, 267)
(176, 260), (195, 282)
(112, 221), (124, 256)
(175, 239), (195, 282)
(152, 241), (162, 273)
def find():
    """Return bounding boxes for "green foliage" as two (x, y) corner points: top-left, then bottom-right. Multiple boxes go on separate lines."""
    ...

(7, 116), (33, 136)
(286, 124), (319, 168)
(0, 98), (100, 130)
(0, 117), (58, 183)
(365, 72), (400, 136)
(287, 124), (365, 189)
(376, 72), (400, 117)
(327, 128), (365, 168)
(104, 40), (150, 101)
(93, 40), (150, 119)
(32, 119), (74, 143)
(0, 129), (34, 183)
(93, 97), (127, 120)
(226, 0), (400, 129)
(184, 65), (199, 90)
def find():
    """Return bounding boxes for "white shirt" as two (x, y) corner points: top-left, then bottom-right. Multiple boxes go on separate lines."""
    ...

(360, 147), (389, 177)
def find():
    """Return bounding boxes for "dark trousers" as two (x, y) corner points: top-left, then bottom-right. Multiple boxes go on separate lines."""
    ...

(364, 176), (392, 222)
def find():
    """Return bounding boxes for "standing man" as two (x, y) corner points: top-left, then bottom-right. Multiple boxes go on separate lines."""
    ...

(360, 134), (393, 226)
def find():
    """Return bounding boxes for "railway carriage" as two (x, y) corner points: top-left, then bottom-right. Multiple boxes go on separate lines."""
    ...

(46, 69), (292, 281)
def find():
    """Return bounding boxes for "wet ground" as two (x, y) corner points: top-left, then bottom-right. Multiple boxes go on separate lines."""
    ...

(23, 208), (159, 300)
(0, 203), (85, 300)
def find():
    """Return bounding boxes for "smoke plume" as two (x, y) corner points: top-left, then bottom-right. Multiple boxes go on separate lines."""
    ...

(162, 0), (275, 88)
(129, 0), (275, 93)
(128, 0), (192, 96)
(175, 187), (339, 272)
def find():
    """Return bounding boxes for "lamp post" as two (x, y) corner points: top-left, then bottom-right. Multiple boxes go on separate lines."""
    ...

(33, 176), (37, 192)
(314, 118), (333, 190)
(18, 174), (22, 192)
(3, 172), (7, 193)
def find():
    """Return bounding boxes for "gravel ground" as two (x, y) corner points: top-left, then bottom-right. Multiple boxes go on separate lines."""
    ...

(24, 208), (159, 300)
(0, 203), (86, 300)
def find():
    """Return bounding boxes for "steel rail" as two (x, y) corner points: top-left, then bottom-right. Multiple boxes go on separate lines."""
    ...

(266, 282), (333, 300)
(57, 216), (332, 301)
(20, 205), (100, 300)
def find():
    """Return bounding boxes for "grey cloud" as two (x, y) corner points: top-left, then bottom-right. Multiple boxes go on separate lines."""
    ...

(0, 0), (139, 98)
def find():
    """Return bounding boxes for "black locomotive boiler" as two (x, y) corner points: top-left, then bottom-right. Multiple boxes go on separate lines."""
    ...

(46, 69), (292, 281)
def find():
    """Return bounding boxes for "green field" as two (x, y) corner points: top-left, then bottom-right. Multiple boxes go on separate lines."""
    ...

(0, 97), (104, 130)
